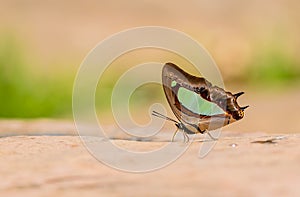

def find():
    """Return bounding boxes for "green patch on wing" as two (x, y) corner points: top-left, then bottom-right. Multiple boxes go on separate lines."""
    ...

(177, 87), (224, 116)
(171, 81), (177, 87)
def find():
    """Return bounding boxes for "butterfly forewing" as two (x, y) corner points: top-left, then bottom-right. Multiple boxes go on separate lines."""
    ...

(162, 63), (233, 133)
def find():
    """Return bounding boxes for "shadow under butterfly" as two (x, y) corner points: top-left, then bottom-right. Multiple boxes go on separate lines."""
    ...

(152, 63), (249, 142)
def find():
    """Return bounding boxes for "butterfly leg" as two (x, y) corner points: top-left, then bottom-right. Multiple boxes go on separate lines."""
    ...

(172, 128), (190, 143)
(183, 131), (190, 143)
(206, 131), (218, 141)
(171, 129), (180, 142)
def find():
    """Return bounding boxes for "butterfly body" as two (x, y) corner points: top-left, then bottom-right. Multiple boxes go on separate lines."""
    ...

(158, 62), (248, 139)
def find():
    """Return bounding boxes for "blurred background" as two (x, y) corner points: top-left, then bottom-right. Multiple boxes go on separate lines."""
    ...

(1, 0), (300, 133)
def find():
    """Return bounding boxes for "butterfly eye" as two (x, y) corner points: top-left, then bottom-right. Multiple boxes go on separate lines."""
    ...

(239, 110), (244, 117)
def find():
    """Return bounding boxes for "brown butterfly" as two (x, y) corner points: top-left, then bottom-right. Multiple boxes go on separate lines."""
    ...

(152, 63), (249, 142)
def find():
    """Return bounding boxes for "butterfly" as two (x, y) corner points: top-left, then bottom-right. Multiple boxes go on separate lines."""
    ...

(152, 62), (249, 142)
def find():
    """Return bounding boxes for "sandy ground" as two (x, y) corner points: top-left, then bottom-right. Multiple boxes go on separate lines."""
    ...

(0, 129), (300, 197)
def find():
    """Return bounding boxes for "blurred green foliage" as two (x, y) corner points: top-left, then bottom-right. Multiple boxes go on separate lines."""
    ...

(1, 33), (299, 118)
(244, 43), (300, 87)
(0, 35), (72, 118)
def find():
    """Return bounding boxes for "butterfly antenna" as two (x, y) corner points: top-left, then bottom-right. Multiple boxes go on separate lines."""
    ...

(151, 111), (179, 123)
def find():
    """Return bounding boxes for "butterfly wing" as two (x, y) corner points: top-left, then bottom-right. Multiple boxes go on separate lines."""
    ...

(162, 62), (245, 133)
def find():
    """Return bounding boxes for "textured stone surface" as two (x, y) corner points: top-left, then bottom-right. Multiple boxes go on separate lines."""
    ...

(0, 131), (299, 197)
